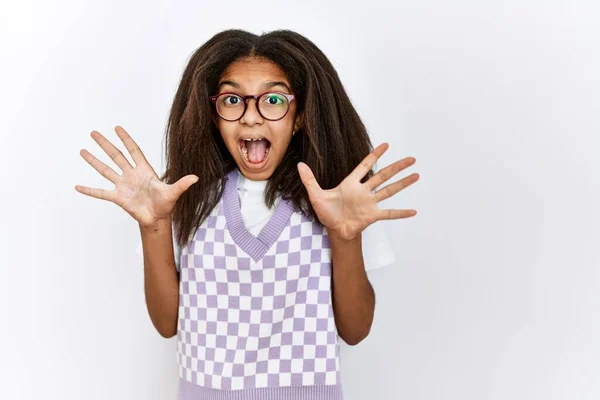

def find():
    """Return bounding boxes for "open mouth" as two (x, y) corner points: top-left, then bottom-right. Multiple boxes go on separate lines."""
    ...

(239, 137), (272, 165)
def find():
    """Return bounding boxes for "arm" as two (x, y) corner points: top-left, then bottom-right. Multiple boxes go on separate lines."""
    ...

(329, 231), (375, 346)
(140, 217), (180, 338)
(74, 126), (197, 339)
(296, 143), (419, 345)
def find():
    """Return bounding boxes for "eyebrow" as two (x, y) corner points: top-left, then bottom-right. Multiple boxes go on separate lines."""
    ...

(218, 80), (291, 93)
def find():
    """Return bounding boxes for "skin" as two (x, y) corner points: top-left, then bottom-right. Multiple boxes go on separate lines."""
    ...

(297, 145), (419, 344)
(215, 57), (302, 181)
(75, 127), (197, 337)
(74, 57), (420, 345)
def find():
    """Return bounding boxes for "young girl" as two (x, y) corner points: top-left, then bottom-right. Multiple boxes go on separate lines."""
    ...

(75, 29), (418, 400)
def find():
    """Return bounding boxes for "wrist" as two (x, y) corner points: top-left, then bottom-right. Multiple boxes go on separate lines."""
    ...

(140, 216), (172, 234)
(328, 229), (361, 246)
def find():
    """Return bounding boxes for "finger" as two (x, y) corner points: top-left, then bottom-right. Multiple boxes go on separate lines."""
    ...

(90, 130), (134, 171)
(365, 157), (416, 192)
(79, 149), (120, 183)
(374, 173), (420, 202)
(114, 125), (150, 167)
(348, 143), (389, 182)
(297, 162), (322, 198)
(170, 174), (200, 198)
(376, 208), (417, 220)
(74, 184), (116, 202)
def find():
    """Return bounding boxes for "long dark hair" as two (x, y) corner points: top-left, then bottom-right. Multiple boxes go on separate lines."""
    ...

(161, 29), (375, 247)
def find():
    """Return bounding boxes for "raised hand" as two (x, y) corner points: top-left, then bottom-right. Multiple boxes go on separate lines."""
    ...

(74, 126), (199, 227)
(297, 143), (419, 241)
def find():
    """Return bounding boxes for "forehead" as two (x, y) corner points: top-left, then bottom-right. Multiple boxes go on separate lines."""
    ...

(219, 58), (290, 88)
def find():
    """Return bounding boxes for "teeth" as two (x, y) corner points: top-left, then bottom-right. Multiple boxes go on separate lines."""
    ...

(243, 138), (264, 141)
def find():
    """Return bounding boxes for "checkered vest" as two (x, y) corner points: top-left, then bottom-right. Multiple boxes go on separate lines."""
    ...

(176, 169), (343, 400)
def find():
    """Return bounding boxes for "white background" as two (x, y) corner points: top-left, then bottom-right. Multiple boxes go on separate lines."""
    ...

(1, 1), (599, 399)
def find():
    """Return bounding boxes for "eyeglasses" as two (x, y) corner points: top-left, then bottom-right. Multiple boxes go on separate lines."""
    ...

(209, 91), (295, 122)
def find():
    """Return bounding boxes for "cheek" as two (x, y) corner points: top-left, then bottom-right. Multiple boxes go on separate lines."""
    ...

(271, 115), (296, 138)
(269, 126), (293, 146)
(217, 122), (236, 142)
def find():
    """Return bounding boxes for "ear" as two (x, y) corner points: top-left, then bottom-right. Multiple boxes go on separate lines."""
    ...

(293, 112), (303, 133)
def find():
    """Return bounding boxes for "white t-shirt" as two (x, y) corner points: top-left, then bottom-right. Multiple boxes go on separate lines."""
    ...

(136, 172), (396, 272)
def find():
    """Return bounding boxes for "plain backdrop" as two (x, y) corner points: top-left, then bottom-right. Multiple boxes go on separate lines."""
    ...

(1, 1), (599, 399)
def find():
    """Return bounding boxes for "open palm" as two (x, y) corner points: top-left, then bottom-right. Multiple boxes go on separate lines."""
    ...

(75, 126), (199, 227)
(297, 143), (419, 241)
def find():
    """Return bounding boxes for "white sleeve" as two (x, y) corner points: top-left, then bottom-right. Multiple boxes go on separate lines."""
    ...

(174, 238), (182, 272)
(135, 224), (182, 272)
(361, 222), (396, 272)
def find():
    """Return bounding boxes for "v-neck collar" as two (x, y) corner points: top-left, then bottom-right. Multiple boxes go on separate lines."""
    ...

(223, 169), (294, 262)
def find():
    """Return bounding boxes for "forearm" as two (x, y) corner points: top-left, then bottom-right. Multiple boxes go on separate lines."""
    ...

(329, 231), (375, 345)
(140, 217), (180, 338)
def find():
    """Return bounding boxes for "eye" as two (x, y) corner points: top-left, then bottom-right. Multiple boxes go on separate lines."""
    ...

(222, 95), (242, 106)
(262, 93), (286, 106)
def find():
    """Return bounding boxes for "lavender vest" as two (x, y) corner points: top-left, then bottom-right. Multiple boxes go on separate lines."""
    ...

(176, 169), (343, 400)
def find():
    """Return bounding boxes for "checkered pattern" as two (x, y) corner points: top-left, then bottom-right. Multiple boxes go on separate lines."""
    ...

(177, 189), (341, 393)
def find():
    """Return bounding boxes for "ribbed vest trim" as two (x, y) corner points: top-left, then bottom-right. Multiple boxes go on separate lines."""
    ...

(177, 377), (344, 400)
(223, 168), (295, 262)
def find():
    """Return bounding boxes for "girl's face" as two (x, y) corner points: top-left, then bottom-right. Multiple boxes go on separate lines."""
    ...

(214, 57), (301, 181)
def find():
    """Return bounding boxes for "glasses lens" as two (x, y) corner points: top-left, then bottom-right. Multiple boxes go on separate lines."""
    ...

(258, 93), (290, 120)
(216, 94), (244, 120)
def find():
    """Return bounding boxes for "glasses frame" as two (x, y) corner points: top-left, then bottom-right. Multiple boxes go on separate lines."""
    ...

(209, 91), (296, 122)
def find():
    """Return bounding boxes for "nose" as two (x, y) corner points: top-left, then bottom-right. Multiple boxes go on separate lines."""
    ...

(239, 97), (263, 125)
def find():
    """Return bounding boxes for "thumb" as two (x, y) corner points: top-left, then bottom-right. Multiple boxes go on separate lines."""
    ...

(171, 174), (199, 198)
(297, 162), (322, 198)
